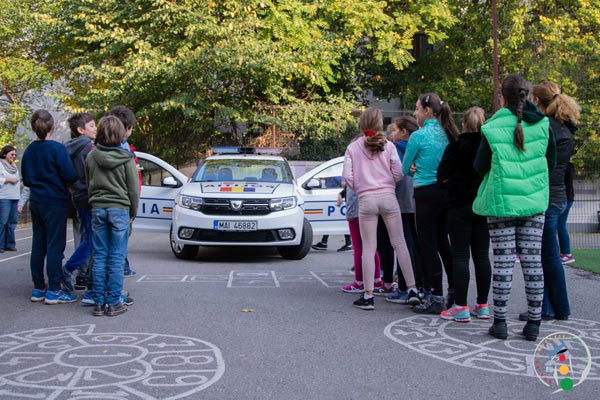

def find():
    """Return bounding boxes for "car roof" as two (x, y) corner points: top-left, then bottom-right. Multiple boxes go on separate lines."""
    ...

(205, 155), (287, 162)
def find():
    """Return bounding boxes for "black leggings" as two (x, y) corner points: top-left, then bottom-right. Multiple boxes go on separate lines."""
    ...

(447, 205), (491, 306)
(414, 184), (453, 296)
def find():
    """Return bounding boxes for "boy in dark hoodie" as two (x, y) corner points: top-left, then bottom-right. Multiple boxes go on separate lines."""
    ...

(86, 115), (139, 317)
(63, 113), (96, 294)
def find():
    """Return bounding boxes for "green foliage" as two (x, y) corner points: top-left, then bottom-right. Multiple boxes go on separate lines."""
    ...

(44, 0), (455, 163)
(0, 0), (54, 145)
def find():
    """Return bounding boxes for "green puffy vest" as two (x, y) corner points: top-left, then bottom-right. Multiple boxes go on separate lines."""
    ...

(472, 108), (549, 217)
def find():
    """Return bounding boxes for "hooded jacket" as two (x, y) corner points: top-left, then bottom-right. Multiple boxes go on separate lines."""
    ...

(472, 101), (555, 217)
(65, 135), (94, 208)
(342, 137), (402, 199)
(86, 145), (139, 218)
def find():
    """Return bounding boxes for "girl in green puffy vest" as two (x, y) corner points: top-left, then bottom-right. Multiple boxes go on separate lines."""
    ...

(472, 74), (556, 342)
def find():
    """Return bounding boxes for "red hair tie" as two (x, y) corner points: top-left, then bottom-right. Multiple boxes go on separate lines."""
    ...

(364, 130), (376, 137)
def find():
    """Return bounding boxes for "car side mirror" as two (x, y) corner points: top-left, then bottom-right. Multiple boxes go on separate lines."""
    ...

(304, 178), (321, 189)
(162, 176), (181, 188)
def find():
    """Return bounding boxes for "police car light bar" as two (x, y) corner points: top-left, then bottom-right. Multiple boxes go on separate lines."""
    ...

(212, 146), (282, 155)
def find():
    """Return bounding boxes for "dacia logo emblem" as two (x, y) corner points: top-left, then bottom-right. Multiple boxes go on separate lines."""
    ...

(230, 200), (243, 210)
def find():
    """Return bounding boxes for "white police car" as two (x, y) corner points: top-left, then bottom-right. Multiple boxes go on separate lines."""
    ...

(133, 152), (189, 232)
(296, 156), (349, 236)
(169, 147), (313, 260)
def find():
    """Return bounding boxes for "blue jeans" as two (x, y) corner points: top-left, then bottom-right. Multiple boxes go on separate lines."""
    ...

(557, 200), (573, 255)
(29, 201), (68, 291)
(91, 208), (130, 306)
(541, 201), (571, 318)
(64, 207), (92, 273)
(0, 199), (18, 249)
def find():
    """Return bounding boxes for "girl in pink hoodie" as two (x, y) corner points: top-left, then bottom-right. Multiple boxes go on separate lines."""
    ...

(342, 108), (419, 310)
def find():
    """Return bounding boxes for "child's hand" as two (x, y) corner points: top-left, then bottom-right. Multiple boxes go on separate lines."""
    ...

(336, 194), (343, 206)
(17, 206), (23, 213)
(410, 163), (417, 175)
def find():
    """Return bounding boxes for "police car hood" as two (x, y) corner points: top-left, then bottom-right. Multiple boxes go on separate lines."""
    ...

(192, 181), (295, 197)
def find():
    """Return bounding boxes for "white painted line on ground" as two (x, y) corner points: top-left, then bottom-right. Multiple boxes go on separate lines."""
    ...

(309, 271), (330, 287)
(0, 239), (74, 263)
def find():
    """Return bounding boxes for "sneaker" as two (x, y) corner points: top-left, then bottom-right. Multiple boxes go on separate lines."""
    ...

(106, 301), (128, 317)
(386, 288), (421, 305)
(31, 289), (46, 302)
(337, 244), (353, 252)
(440, 305), (471, 322)
(372, 285), (394, 296)
(123, 270), (137, 277)
(61, 266), (75, 293)
(44, 290), (77, 305)
(374, 281), (384, 289)
(515, 254), (520, 263)
(92, 304), (106, 317)
(311, 242), (328, 251)
(489, 319), (508, 340)
(75, 275), (89, 290)
(560, 254), (575, 264)
(471, 304), (491, 319)
(81, 290), (95, 306)
(5, 247), (17, 251)
(353, 295), (374, 310)
(120, 294), (134, 306)
(342, 282), (364, 293)
(413, 294), (445, 314)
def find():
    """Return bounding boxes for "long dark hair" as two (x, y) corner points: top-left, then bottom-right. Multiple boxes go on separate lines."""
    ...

(418, 93), (459, 142)
(501, 74), (528, 152)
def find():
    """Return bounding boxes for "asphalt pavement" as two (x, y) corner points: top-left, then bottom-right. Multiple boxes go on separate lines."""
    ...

(1, 226), (599, 399)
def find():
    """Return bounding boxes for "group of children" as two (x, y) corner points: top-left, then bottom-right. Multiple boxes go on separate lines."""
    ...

(339, 73), (580, 342)
(21, 106), (140, 317)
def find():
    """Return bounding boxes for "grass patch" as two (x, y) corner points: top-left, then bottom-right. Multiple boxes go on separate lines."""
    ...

(570, 249), (600, 274)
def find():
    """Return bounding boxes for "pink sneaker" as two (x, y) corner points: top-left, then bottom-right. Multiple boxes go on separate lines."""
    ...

(440, 305), (471, 322)
(342, 282), (364, 293)
(560, 254), (575, 264)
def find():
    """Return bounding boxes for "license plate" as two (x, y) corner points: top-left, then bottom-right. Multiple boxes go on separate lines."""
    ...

(214, 220), (257, 231)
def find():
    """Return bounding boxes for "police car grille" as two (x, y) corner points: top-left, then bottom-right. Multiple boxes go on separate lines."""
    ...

(194, 229), (276, 242)
(202, 198), (271, 215)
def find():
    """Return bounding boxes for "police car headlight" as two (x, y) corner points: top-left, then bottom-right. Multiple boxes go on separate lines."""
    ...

(178, 195), (204, 211)
(269, 196), (297, 211)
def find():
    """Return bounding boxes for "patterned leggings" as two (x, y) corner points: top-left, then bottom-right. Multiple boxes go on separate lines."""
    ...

(487, 214), (545, 321)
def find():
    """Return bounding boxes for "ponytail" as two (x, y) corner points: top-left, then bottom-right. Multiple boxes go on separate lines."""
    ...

(439, 102), (459, 142)
(513, 89), (526, 152)
(364, 131), (387, 152)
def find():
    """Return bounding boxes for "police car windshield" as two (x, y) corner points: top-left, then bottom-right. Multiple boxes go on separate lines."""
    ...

(193, 159), (293, 183)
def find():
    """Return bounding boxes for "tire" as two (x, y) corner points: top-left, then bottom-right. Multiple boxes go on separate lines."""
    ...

(170, 225), (199, 260)
(277, 218), (313, 260)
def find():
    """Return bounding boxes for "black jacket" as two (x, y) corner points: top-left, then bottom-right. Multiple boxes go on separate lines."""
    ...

(65, 135), (94, 208)
(548, 117), (575, 204)
(437, 131), (483, 208)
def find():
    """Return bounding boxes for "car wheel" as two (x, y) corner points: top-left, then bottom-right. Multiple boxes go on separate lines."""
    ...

(170, 225), (199, 260)
(277, 218), (313, 260)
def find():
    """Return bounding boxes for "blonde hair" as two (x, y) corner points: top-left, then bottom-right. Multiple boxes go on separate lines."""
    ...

(96, 115), (125, 147)
(359, 107), (386, 152)
(462, 107), (486, 133)
(532, 81), (581, 124)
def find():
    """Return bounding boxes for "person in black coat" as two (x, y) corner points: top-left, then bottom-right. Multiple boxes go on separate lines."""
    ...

(437, 106), (492, 322)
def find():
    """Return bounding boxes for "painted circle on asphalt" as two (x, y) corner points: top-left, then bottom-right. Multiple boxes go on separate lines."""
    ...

(0, 325), (225, 399)
(384, 315), (600, 379)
